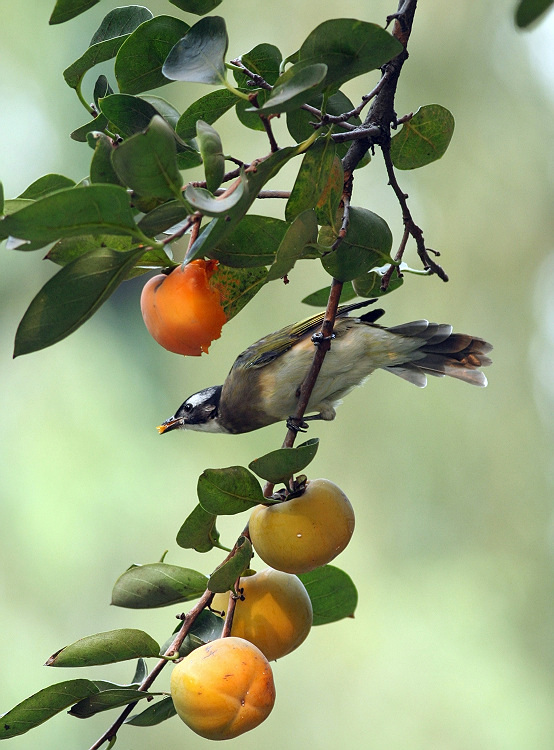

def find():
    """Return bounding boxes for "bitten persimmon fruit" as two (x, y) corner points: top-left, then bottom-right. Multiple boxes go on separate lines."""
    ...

(211, 568), (313, 661)
(249, 478), (355, 574)
(140, 259), (226, 355)
(170, 637), (275, 740)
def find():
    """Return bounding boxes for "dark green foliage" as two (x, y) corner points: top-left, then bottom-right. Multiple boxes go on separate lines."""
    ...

(0, 3), (466, 744)
(248, 438), (320, 484)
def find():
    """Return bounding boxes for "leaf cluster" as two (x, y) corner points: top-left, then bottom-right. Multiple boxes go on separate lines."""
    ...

(1, 441), (356, 739)
(0, 4), (456, 357)
(0, 1), (467, 746)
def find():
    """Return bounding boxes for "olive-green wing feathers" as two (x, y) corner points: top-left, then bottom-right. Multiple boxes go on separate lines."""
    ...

(232, 299), (378, 370)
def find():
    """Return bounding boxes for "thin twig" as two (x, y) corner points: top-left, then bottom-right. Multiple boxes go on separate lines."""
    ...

(380, 225), (409, 291)
(88, 524), (253, 750)
(88, 589), (215, 750)
(381, 145), (448, 280)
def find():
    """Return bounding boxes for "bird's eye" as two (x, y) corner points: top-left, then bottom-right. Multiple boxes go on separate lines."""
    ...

(184, 403), (193, 412)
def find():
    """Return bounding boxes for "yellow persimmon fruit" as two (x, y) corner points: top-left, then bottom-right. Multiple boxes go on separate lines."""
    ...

(212, 568), (312, 661)
(249, 478), (355, 574)
(170, 636), (275, 740)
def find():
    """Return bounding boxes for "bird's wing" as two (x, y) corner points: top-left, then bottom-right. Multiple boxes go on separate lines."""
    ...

(233, 299), (379, 370)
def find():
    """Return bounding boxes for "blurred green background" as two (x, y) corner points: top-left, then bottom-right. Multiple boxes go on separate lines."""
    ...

(1, 1), (554, 748)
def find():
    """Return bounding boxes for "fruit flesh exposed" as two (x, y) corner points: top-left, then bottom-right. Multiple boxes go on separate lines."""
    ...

(140, 260), (226, 355)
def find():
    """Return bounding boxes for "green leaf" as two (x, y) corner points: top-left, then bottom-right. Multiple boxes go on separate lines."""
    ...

(196, 120), (225, 193)
(251, 63), (327, 115)
(125, 696), (177, 727)
(302, 281), (356, 306)
(88, 133), (123, 185)
(45, 629), (160, 668)
(320, 206), (393, 282)
(138, 200), (190, 237)
(46, 234), (131, 266)
(70, 113), (109, 142)
(69, 688), (151, 718)
(52, 240), (170, 280)
(94, 73), (113, 106)
(163, 16), (228, 85)
(288, 89), (356, 136)
(2, 199), (33, 217)
(298, 19), (403, 89)
(14, 245), (145, 357)
(170, 609), (225, 658)
(352, 266), (404, 297)
(266, 209), (318, 282)
(515, 0), (554, 26)
(298, 564), (358, 625)
(233, 43), (282, 87)
(100, 94), (165, 138)
(0, 680), (99, 738)
(315, 154), (344, 225)
(185, 145), (301, 262)
(176, 503), (221, 553)
(177, 88), (240, 140)
(210, 264), (267, 320)
(169, 0), (223, 13)
(197, 466), (263, 515)
(181, 609), (224, 649)
(111, 116), (183, 200)
(50, 0), (100, 24)
(0, 184), (139, 246)
(232, 43), (282, 130)
(184, 180), (246, 216)
(63, 6), (153, 89)
(285, 139), (337, 222)
(248, 438), (319, 484)
(18, 174), (76, 200)
(111, 563), (208, 608)
(208, 215), (287, 267)
(131, 658), (149, 685)
(115, 16), (191, 94)
(208, 537), (253, 593)
(390, 105), (455, 170)
(99, 94), (182, 141)
(140, 96), (181, 130)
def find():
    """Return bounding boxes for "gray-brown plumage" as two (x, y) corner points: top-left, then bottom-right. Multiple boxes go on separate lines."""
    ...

(158, 301), (493, 435)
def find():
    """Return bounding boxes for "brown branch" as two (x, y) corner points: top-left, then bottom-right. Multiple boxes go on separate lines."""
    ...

(381, 146), (448, 280)
(88, 589), (215, 750)
(88, 525), (252, 750)
(282, 277), (344, 449)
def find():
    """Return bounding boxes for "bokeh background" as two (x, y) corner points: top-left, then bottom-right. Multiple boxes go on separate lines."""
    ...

(1, 1), (553, 748)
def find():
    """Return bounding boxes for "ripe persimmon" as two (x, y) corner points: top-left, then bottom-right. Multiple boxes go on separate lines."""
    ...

(170, 637), (275, 740)
(140, 260), (226, 355)
(249, 479), (355, 574)
(211, 568), (313, 661)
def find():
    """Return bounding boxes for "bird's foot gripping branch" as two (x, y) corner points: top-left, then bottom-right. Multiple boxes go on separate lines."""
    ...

(0, 0), (497, 746)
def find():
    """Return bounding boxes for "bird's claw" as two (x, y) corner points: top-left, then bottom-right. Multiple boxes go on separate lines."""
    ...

(286, 417), (309, 433)
(311, 331), (335, 346)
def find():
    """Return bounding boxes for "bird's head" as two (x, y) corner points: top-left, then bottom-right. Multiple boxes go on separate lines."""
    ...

(157, 385), (229, 434)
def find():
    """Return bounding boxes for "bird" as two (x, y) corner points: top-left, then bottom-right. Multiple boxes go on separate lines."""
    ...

(157, 300), (492, 436)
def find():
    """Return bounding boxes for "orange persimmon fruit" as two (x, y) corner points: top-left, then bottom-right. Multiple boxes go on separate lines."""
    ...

(140, 259), (226, 355)
(170, 637), (276, 740)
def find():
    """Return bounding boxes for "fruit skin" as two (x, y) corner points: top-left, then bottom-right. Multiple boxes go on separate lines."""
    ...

(212, 568), (312, 661)
(170, 636), (275, 740)
(140, 259), (226, 356)
(249, 478), (355, 574)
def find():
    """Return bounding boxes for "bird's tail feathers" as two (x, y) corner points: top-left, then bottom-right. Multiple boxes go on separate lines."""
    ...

(383, 321), (492, 388)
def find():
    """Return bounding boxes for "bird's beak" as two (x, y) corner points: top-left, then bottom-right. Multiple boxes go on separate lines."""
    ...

(156, 417), (184, 434)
